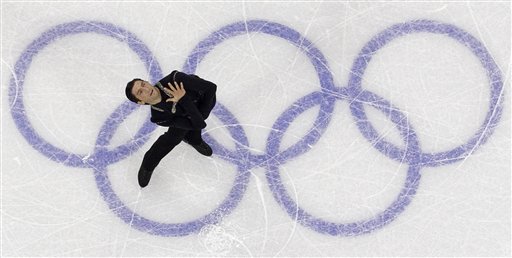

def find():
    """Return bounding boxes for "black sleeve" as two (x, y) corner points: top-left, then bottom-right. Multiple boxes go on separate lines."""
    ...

(149, 98), (206, 130)
(150, 109), (172, 126)
(175, 94), (207, 129)
(197, 81), (216, 120)
(151, 118), (172, 127)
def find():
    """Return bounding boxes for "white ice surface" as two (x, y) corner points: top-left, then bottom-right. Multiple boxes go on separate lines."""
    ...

(2, 1), (511, 257)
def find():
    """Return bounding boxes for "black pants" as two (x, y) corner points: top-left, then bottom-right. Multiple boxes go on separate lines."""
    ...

(141, 128), (203, 171)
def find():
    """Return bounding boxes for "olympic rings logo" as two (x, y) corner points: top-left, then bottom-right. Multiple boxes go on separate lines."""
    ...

(9, 19), (504, 237)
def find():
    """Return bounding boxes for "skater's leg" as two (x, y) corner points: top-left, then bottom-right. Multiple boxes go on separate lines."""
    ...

(183, 129), (202, 145)
(138, 127), (187, 187)
(183, 129), (212, 156)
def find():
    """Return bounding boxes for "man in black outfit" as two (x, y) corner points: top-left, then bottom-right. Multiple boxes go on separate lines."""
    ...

(125, 70), (217, 188)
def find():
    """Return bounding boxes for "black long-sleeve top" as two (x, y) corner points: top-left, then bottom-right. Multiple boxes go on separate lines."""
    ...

(150, 70), (217, 130)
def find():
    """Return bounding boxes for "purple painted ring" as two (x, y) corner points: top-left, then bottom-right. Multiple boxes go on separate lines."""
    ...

(92, 98), (253, 236)
(266, 89), (422, 236)
(86, 24), (253, 236)
(182, 20), (337, 165)
(8, 21), (162, 167)
(347, 19), (504, 167)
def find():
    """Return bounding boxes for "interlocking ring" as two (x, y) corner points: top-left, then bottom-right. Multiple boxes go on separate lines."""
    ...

(347, 20), (504, 167)
(9, 19), (503, 237)
(9, 21), (162, 167)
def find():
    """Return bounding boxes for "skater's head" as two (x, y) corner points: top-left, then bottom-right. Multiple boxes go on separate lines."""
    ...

(126, 78), (161, 105)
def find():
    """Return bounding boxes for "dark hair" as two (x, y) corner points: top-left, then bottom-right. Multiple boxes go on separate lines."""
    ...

(125, 78), (142, 103)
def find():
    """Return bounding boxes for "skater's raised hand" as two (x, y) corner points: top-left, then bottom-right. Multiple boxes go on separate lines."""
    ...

(166, 81), (186, 103)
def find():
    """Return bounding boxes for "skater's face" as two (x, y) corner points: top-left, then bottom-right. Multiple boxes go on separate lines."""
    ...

(132, 80), (161, 105)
